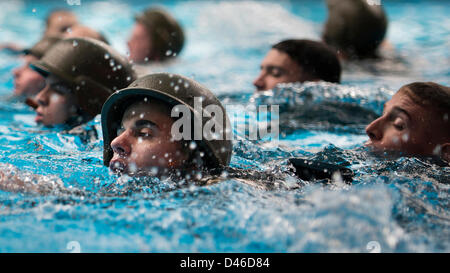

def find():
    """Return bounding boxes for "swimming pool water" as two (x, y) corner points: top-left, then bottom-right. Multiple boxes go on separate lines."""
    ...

(0, 0), (449, 252)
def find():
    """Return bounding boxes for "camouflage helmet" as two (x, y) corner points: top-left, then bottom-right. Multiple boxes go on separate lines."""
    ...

(30, 37), (137, 118)
(135, 7), (185, 61)
(323, 0), (388, 58)
(22, 36), (61, 59)
(101, 73), (232, 169)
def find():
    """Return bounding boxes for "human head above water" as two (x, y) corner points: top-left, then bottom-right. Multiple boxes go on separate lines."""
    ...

(366, 82), (450, 162)
(323, 0), (388, 59)
(253, 39), (341, 92)
(29, 37), (136, 127)
(44, 9), (79, 37)
(101, 73), (232, 177)
(13, 36), (61, 97)
(63, 24), (109, 44)
(127, 7), (185, 63)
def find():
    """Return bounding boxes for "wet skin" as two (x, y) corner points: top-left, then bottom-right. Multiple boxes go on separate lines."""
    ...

(110, 100), (188, 176)
(365, 91), (450, 158)
(44, 11), (78, 37)
(13, 55), (46, 97)
(253, 49), (315, 91)
(127, 23), (152, 63)
(34, 75), (78, 126)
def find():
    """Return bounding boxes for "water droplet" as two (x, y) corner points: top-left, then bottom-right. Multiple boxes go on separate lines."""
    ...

(150, 167), (158, 175)
(104, 53), (110, 59)
(144, 57), (149, 62)
(32, 8), (36, 13)
(126, 76), (131, 81)
(129, 163), (137, 173)
(165, 50), (172, 56)
(174, 85), (179, 92)
(72, 40), (78, 47)
(189, 141), (197, 150)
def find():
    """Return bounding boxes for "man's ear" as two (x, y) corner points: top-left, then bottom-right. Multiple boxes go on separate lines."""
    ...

(441, 143), (450, 163)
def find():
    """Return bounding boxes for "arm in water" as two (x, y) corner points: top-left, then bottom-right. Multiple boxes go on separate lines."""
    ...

(0, 163), (66, 194)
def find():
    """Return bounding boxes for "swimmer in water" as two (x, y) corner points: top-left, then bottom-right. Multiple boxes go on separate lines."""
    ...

(43, 9), (79, 37)
(102, 73), (232, 178)
(0, 73), (233, 194)
(27, 37), (136, 128)
(253, 39), (341, 92)
(127, 7), (185, 64)
(12, 25), (109, 100)
(322, 0), (388, 59)
(0, 9), (78, 54)
(63, 24), (109, 44)
(12, 36), (61, 99)
(365, 82), (450, 163)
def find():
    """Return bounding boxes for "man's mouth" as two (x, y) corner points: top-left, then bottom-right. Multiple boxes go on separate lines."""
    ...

(110, 159), (128, 174)
(34, 111), (44, 123)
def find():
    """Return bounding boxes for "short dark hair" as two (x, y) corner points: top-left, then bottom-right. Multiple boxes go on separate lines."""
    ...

(272, 39), (341, 83)
(399, 82), (450, 115)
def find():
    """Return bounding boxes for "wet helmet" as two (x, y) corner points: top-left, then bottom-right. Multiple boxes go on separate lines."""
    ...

(22, 36), (61, 59)
(30, 37), (137, 118)
(101, 73), (232, 169)
(135, 7), (185, 60)
(323, 0), (388, 58)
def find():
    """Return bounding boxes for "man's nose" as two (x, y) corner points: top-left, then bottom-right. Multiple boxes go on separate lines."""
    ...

(13, 66), (23, 78)
(365, 117), (383, 141)
(111, 131), (132, 157)
(35, 86), (50, 107)
(253, 72), (266, 91)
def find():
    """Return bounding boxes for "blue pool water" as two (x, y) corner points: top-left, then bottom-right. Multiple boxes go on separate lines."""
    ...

(0, 0), (449, 252)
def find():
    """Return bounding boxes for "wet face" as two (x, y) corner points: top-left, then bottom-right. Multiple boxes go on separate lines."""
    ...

(365, 91), (449, 157)
(45, 12), (78, 37)
(34, 76), (78, 126)
(109, 100), (188, 176)
(13, 55), (46, 97)
(127, 23), (152, 63)
(253, 49), (305, 92)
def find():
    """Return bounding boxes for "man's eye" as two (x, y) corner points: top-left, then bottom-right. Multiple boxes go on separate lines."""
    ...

(270, 69), (282, 78)
(137, 128), (152, 137)
(393, 118), (405, 130)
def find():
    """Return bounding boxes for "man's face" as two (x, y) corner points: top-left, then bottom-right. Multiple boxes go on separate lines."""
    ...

(45, 12), (78, 37)
(365, 91), (448, 156)
(34, 76), (78, 126)
(109, 100), (188, 176)
(253, 49), (303, 92)
(13, 55), (46, 97)
(127, 23), (152, 63)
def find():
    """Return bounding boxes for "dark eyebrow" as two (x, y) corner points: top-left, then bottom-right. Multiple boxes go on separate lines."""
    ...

(135, 119), (159, 129)
(391, 106), (411, 120)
